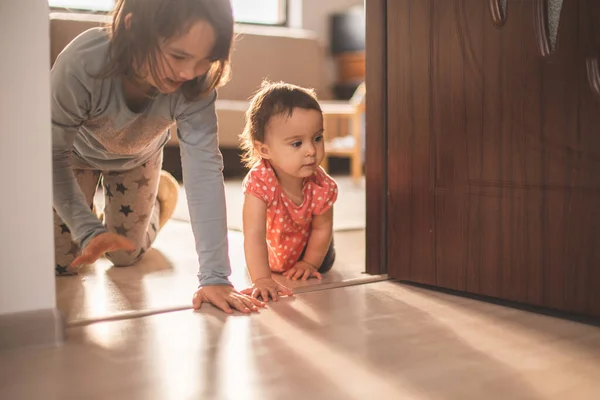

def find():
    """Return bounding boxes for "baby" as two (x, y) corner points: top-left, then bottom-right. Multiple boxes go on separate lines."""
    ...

(239, 81), (338, 301)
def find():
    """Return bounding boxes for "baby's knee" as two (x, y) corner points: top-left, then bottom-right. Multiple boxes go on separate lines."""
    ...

(105, 248), (144, 267)
(318, 245), (336, 274)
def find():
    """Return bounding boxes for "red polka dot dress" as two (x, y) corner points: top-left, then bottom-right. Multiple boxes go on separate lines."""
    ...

(242, 160), (338, 273)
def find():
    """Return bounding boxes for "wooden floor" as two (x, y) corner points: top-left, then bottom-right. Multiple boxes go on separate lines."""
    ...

(2, 281), (600, 399)
(55, 221), (377, 324)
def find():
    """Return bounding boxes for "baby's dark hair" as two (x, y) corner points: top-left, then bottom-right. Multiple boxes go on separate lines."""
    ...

(240, 81), (322, 168)
(99, 0), (233, 101)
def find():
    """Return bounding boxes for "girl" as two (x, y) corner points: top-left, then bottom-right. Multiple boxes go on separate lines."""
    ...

(51, 0), (263, 314)
(239, 81), (339, 302)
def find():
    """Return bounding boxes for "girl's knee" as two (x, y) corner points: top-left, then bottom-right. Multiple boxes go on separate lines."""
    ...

(105, 248), (144, 267)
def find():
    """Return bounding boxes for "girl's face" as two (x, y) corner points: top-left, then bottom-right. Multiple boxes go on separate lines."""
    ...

(142, 19), (216, 94)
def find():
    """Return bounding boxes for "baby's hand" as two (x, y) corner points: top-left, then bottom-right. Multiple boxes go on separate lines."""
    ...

(241, 277), (294, 302)
(283, 261), (322, 281)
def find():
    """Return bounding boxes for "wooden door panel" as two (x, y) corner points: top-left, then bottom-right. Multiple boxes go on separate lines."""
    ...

(577, 0), (600, 316)
(386, 0), (600, 316)
(387, 0), (436, 285)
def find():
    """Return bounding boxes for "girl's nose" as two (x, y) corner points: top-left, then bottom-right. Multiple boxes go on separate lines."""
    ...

(179, 68), (195, 81)
(180, 62), (211, 81)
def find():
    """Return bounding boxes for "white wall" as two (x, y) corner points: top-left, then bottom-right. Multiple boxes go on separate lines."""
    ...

(0, 0), (56, 314)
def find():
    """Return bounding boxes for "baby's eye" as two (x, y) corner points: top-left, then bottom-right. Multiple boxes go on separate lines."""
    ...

(170, 54), (185, 61)
(314, 135), (323, 143)
(291, 141), (302, 148)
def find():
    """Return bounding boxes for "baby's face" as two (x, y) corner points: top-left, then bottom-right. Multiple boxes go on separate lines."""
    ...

(263, 108), (325, 180)
(143, 19), (216, 94)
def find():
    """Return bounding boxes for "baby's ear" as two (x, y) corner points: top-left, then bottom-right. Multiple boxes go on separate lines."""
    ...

(255, 141), (270, 159)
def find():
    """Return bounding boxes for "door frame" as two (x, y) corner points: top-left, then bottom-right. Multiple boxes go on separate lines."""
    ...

(365, 0), (388, 275)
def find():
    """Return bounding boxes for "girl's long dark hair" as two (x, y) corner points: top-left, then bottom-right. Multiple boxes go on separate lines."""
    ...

(99, 0), (234, 101)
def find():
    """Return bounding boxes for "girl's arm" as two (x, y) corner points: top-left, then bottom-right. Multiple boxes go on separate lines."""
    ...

(242, 194), (271, 281)
(51, 48), (107, 247)
(178, 91), (265, 313)
(176, 91), (232, 288)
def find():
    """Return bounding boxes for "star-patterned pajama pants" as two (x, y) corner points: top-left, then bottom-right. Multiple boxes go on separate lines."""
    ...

(54, 151), (163, 275)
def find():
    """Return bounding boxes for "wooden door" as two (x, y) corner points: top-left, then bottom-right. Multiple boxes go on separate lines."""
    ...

(385, 0), (600, 317)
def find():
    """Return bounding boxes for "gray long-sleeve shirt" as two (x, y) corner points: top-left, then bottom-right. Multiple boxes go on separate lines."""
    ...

(51, 28), (231, 287)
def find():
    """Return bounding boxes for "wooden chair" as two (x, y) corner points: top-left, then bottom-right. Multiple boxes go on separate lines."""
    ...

(320, 82), (366, 185)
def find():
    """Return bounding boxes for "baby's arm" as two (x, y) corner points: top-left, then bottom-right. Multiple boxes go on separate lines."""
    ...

(242, 194), (293, 301)
(284, 208), (333, 280)
(303, 208), (334, 267)
(242, 194), (270, 281)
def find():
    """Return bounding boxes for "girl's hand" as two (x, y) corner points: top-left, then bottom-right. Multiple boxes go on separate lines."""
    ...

(72, 232), (136, 267)
(240, 277), (294, 302)
(193, 285), (266, 313)
(283, 261), (322, 281)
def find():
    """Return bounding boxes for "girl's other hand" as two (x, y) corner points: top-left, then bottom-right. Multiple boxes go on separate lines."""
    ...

(193, 285), (266, 313)
(71, 232), (136, 267)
